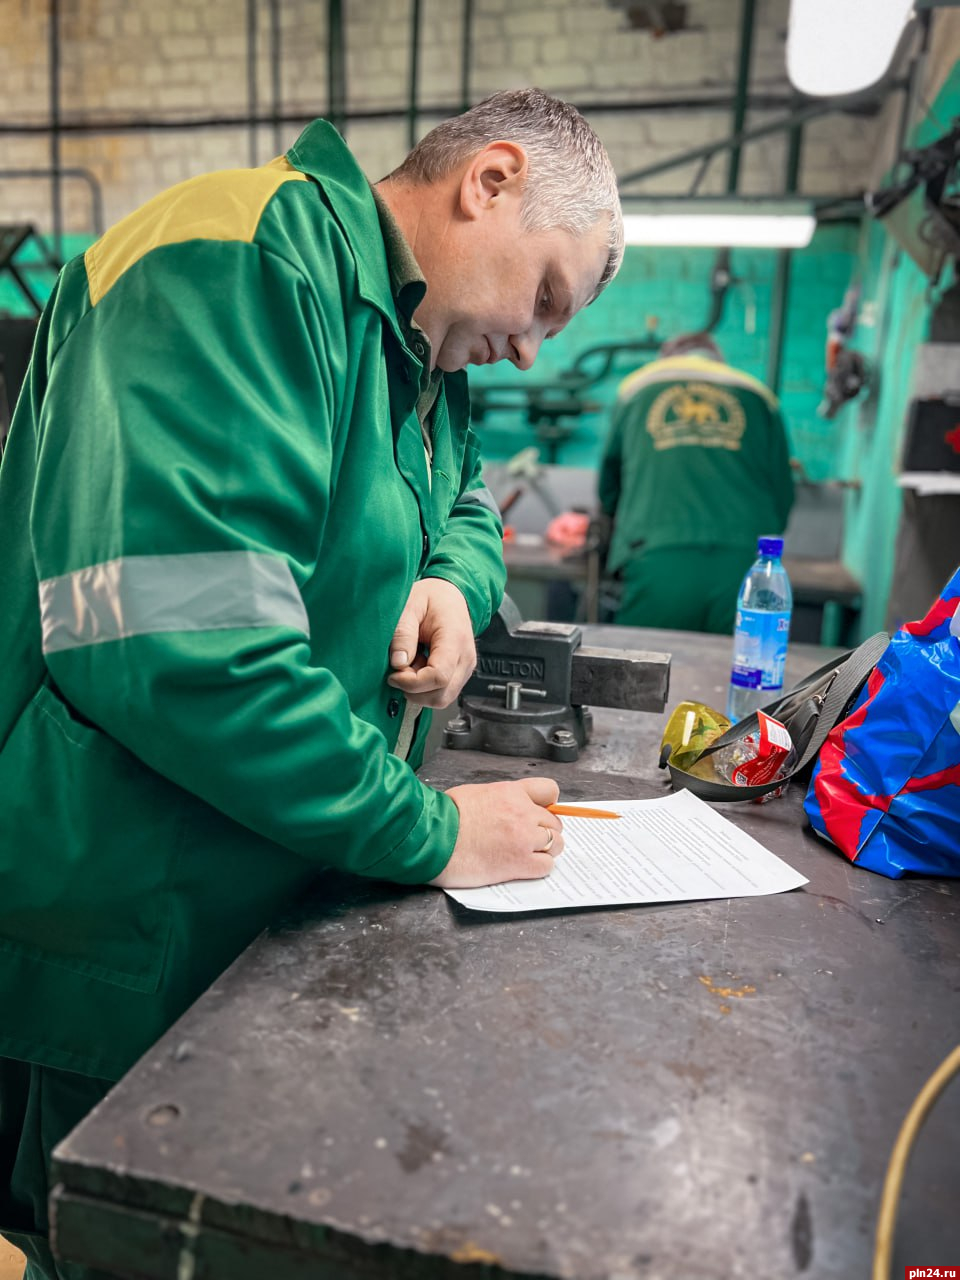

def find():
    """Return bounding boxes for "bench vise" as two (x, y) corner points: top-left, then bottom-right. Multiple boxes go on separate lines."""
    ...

(443, 597), (671, 762)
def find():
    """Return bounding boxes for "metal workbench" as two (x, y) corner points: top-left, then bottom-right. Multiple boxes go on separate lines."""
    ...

(52, 629), (960, 1280)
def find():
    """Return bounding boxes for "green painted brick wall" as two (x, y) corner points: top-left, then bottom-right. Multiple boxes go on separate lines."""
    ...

(839, 62), (960, 637)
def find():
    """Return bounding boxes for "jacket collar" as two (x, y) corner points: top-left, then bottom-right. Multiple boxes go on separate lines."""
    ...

(286, 119), (422, 349)
(368, 185), (428, 329)
(286, 119), (469, 418)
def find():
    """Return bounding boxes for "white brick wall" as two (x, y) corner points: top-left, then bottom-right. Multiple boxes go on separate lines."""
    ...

(0, 0), (915, 236)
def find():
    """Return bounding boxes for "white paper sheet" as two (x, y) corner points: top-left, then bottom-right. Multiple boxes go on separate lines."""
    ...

(444, 789), (808, 913)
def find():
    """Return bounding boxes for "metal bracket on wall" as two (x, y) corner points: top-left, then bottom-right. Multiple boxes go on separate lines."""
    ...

(0, 224), (59, 316)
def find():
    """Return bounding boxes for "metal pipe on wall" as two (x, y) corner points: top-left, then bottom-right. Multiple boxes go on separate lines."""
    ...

(327, 0), (346, 137)
(460, 0), (474, 114)
(246, 0), (259, 166)
(766, 113), (804, 394)
(701, 0), (756, 336)
(0, 169), (105, 236)
(857, 15), (930, 429)
(270, 0), (282, 154)
(0, 93), (839, 139)
(727, 0), (756, 194)
(408, 0), (422, 150)
(618, 98), (846, 190)
(48, 0), (63, 265)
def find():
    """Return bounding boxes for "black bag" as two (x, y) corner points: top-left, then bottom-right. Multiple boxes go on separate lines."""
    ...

(665, 632), (890, 802)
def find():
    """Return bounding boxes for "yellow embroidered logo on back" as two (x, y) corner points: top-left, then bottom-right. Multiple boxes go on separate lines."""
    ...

(84, 156), (306, 305)
(646, 381), (747, 451)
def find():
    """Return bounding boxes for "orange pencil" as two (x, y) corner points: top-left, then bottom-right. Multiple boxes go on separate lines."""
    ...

(547, 803), (621, 820)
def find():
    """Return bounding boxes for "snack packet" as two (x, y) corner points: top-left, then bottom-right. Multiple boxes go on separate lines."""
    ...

(713, 710), (797, 800)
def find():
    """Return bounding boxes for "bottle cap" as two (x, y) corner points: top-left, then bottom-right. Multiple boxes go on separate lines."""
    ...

(757, 535), (784, 557)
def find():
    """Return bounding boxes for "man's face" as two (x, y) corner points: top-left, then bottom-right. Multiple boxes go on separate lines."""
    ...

(416, 195), (610, 375)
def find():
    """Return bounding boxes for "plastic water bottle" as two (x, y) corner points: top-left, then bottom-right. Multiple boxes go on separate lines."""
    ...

(726, 536), (793, 723)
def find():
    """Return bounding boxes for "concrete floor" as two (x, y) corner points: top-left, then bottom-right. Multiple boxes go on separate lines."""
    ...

(0, 1241), (24, 1279)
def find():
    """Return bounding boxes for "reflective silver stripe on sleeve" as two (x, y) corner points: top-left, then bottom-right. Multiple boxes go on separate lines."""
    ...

(39, 551), (310, 654)
(392, 698), (422, 762)
(459, 485), (501, 517)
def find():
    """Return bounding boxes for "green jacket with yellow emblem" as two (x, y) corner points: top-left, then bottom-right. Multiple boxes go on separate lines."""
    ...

(599, 354), (794, 574)
(0, 120), (505, 1081)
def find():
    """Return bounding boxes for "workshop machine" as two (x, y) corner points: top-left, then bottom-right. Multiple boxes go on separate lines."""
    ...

(444, 596), (671, 761)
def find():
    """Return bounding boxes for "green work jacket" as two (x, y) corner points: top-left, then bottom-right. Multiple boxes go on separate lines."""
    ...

(0, 120), (505, 1080)
(598, 354), (795, 573)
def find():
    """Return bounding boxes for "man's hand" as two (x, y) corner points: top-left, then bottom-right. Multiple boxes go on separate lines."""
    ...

(431, 776), (565, 888)
(388, 578), (477, 709)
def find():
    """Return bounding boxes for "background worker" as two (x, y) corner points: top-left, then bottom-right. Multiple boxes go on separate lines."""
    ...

(597, 331), (794, 633)
(0, 88), (623, 1280)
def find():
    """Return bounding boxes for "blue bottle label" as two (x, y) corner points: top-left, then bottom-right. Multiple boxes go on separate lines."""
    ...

(729, 608), (790, 691)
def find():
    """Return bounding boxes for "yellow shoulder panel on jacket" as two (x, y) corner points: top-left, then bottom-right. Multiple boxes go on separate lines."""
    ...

(616, 354), (780, 410)
(615, 356), (690, 402)
(84, 157), (307, 306)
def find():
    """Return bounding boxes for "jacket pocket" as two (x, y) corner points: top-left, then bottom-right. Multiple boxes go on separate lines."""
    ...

(0, 682), (179, 993)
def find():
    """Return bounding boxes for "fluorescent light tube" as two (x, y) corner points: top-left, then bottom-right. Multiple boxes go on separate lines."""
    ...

(621, 213), (816, 248)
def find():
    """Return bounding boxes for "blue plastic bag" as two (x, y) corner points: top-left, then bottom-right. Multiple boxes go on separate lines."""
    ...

(804, 566), (960, 878)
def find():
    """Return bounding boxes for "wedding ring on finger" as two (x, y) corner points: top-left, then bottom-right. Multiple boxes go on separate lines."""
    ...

(535, 826), (555, 854)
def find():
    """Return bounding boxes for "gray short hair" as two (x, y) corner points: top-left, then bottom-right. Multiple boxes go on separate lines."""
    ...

(390, 88), (623, 297)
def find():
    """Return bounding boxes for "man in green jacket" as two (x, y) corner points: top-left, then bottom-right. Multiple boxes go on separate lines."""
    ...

(0, 89), (622, 1279)
(598, 332), (794, 633)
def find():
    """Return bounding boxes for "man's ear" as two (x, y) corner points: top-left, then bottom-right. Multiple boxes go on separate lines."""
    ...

(459, 142), (528, 220)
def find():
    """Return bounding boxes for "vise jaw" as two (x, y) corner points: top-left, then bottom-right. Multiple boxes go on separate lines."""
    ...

(443, 597), (671, 762)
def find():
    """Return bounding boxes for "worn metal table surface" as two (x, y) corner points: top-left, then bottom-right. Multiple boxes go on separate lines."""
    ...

(53, 630), (960, 1280)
